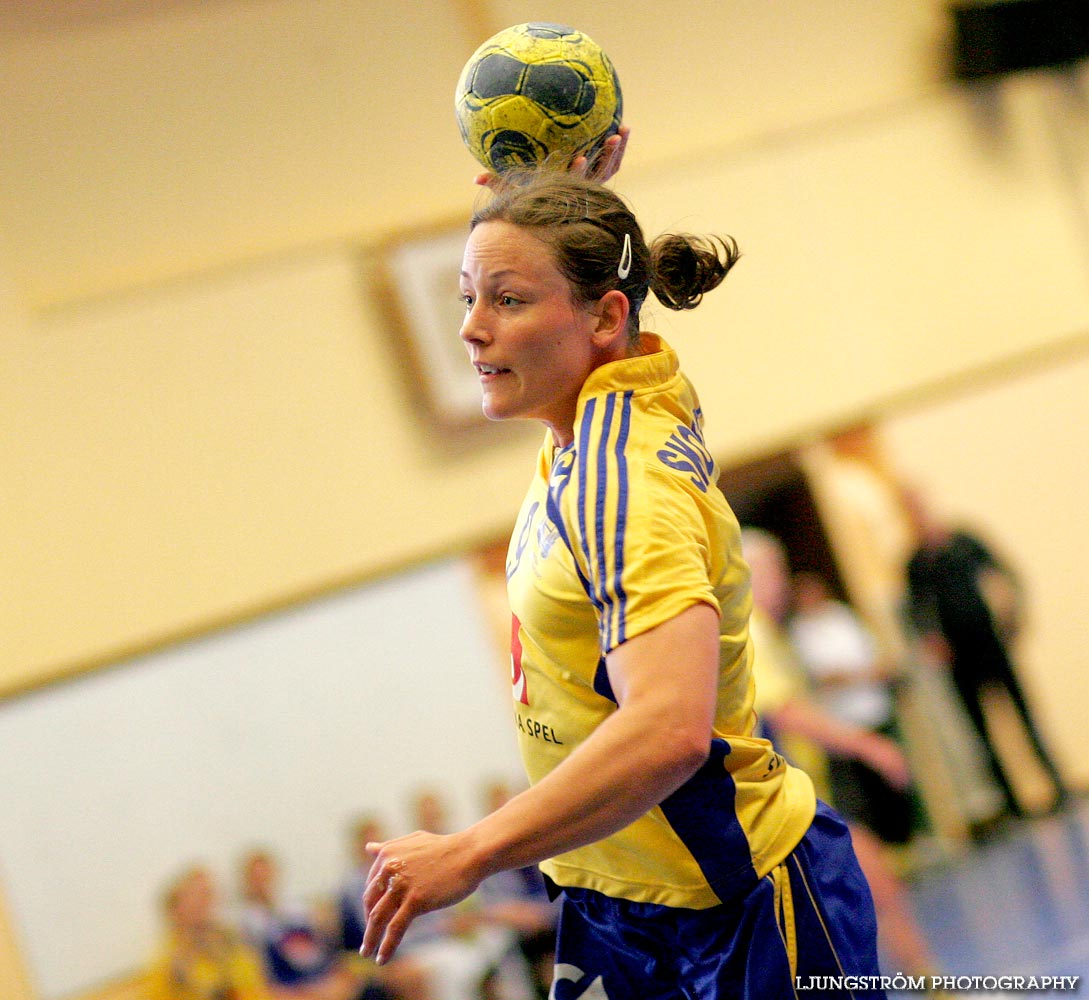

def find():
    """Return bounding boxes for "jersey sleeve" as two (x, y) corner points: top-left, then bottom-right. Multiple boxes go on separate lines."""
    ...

(569, 448), (723, 655)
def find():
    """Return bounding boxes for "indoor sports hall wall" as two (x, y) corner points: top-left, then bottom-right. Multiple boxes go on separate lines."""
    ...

(0, 557), (521, 1000)
(5, 68), (1088, 701)
(3, 3), (1089, 998)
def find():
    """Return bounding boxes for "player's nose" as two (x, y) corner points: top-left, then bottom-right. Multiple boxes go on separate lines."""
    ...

(460, 301), (491, 345)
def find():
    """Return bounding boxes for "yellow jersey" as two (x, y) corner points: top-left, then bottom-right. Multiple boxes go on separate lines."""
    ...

(505, 336), (815, 909)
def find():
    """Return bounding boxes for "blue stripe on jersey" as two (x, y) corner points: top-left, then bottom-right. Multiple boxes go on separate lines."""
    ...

(577, 392), (636, 653)
(611, 392), (633, 645)
(565, 392), (635, 653)
(658, 738), (759, 901)
(593, 394), (616, 648)
(546, 445), (596, 607)
(576, 399), (605, 623)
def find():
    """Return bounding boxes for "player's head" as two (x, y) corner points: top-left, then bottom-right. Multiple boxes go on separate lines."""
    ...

(460, 189), (633, 436)
(470, 171), (740, 343)
(471, 172), (649, 341)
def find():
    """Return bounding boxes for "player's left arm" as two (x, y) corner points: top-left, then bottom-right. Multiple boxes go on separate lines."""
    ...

(360, 600), (719, 965)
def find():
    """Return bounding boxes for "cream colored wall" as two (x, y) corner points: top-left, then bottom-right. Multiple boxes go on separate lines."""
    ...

(1, 248), (540, 694)
(0, 883), (34, 1000)
(0, 1), (486, 309)
(0, 0), (950, 311)
(625, 74), (1089, 465)
(3, 2), (1089, 996)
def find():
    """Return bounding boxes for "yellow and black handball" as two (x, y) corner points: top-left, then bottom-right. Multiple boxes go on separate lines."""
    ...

(455, 22), (623, 174)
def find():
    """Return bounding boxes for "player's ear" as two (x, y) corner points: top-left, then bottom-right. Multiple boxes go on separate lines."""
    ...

(590, 289), (629, 348)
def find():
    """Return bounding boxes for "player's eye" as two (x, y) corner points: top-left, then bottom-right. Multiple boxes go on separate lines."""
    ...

(499, 294), (520, 306)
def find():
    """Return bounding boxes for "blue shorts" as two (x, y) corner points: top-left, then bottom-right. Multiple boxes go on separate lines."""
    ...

(549, 801), (885, 999)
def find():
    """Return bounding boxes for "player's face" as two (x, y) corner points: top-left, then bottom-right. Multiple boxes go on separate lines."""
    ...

(459, 221), (601, 446)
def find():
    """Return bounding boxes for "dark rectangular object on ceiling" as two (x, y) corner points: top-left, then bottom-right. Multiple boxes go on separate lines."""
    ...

(950, 0), (1089, 78)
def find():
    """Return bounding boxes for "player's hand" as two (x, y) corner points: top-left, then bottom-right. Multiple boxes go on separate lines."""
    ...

(360, 831), (483, 965)
(474, 124), (630, 187)
(571, 124), (629, 182)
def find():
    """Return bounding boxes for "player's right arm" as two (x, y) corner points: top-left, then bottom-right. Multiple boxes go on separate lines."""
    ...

(360, 600), (719, 966)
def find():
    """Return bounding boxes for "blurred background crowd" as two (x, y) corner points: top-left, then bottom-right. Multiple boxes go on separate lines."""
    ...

(151, 783), (559, 1000)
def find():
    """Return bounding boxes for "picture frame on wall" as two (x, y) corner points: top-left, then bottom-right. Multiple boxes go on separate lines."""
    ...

(379, 223), (484, 431)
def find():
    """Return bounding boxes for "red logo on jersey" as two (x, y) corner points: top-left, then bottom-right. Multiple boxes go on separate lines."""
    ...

(511, 614), (529, 705)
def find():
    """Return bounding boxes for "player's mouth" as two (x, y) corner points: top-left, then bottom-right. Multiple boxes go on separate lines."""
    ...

(475, 362), (511, 379)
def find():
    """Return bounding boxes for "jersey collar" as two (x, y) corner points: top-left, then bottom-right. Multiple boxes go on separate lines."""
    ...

(579, 333), (678, 397)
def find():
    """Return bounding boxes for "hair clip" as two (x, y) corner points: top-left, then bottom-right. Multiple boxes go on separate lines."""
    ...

(617, 232), (632, 280)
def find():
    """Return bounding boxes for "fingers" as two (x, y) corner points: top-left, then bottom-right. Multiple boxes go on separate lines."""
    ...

(587, 125), (630, 182)
(361, 861), (388, 916)
(569, 137), (617, 179)
(362, 873), (408, 964)
(362, 859), (412, 965)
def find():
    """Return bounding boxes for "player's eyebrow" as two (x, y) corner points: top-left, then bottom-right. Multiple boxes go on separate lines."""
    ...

(459, 268), (520, 282)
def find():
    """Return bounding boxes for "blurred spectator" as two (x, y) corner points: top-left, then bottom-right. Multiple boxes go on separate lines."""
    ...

(238, 847), (386, 1000)
(800, 431), (1006, 841)
(148, 864), (272, 1000)
(410, 788), (449, 838)
(475, 779), (560, 999)
(741, 529), (944, 988)
(335, 816), (434, 1000)
(337, 801), (500, 1000)
(338, 814), (386, 955)
(903, 489), (1069, 818)
(788, 571), (919, 849)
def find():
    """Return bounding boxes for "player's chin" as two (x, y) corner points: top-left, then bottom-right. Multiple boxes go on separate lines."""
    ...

(480, 398), (513, 423)
(479, 388), (529, 425)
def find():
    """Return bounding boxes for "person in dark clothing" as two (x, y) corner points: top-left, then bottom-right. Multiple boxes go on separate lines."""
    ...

(903, 490), (1068, 818)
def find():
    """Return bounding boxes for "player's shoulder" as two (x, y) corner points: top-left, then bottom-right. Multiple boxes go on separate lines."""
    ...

(647, 411), (718, 496)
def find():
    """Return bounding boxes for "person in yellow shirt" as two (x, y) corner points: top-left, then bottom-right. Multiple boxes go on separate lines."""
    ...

(149, 865), (272, 1000)
(358, 170), (887, 998)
